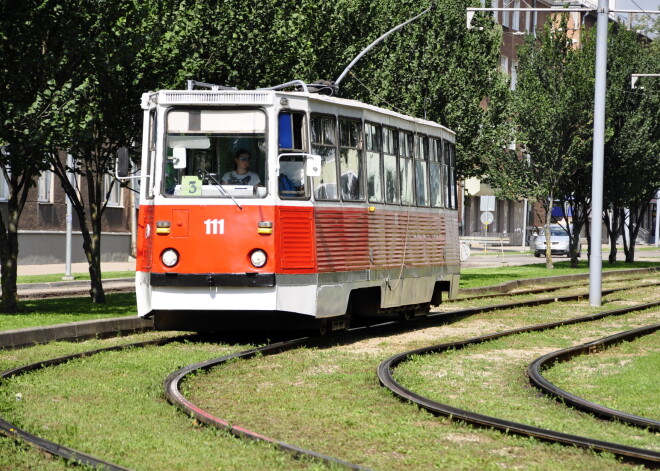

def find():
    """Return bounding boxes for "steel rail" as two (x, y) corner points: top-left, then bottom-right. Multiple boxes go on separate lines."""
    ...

(528, 323), (660, 432)
(0, 336), (189, 470)
(163, 336), (373, 471)
(378, 302), (660, 467)
(455, 278), (660, 302)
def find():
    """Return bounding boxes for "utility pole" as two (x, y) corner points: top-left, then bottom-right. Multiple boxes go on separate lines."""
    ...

(589, 0), (609, 307)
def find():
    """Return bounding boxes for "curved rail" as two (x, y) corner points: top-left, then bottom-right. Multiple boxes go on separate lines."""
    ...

(378, 302), (660, 467)
(528, 323), (660, 432)
(163, 336), (373, 471)
(0, 336), (188, 470)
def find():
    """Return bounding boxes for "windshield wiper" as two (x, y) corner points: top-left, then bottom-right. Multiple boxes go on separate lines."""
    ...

(197, 169), (242, 210)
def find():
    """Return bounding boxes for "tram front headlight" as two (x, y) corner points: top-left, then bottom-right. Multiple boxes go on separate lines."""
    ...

(250, 249), (267, 268)
(161, 248), (179, 268)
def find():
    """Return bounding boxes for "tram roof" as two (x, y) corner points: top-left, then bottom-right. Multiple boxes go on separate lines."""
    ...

(143, 87), (454, 137)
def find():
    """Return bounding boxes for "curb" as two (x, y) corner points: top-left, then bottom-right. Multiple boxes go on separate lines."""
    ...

(0, 316), (154, 350)
(459, 267), (659, 296)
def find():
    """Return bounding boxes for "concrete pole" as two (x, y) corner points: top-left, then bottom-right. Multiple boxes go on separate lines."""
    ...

(589, 0), (609, 307)
(522, 198), (528, 251)
(63, 153), (74, 280)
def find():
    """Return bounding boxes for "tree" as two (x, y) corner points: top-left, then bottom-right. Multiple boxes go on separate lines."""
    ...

(46, 0), (185, 303)
(602, 24), (660, 263)
(494, 17), (590, 269)
(0, 0), (85, 312)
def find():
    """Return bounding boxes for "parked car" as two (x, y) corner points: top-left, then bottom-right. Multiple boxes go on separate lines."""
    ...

(534, 224), (581, 258)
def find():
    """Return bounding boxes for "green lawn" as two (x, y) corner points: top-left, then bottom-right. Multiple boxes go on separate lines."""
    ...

(0, 293), (137, 331)
(16, 271), (135, 284)
(460, 260), (660, 288)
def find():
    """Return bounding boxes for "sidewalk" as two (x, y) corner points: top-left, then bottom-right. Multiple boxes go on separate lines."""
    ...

(17, 259), (136, 277)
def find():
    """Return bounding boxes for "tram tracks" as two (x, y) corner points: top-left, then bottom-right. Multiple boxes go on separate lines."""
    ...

(0, 336), (191, 471)
(378, 303), (660, 467)
(1, 277), (659, 469)
(528, 323), (660, 432)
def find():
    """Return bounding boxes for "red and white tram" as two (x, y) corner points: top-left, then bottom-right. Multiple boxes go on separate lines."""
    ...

(133, 81), (460, 332)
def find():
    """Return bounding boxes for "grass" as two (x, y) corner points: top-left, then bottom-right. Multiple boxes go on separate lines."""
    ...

(1, 280), (658, 470)
(0, 334), (328, 471)
(459, 260), (660, 289)
(16, 271), (134, 284)
(543, 332), (660, 420)
(0, 293), (137, 331)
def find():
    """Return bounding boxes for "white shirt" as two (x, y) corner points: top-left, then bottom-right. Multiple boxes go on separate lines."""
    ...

(221, 171), (261, 186)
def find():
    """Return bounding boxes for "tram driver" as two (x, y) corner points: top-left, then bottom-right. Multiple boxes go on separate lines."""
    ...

(221, 149), (262, 187)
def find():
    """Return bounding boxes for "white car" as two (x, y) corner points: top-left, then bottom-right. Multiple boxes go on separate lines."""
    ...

(534, 224), (581, 258)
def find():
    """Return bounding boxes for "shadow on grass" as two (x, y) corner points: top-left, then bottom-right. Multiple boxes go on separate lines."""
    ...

(14, 293), (137, 316)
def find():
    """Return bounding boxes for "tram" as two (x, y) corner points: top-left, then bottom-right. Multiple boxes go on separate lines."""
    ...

(128, 80), (460, 333)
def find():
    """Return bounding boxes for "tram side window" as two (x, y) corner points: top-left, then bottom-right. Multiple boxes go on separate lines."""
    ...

(447, 141), (457, 209)
(278, 112), (305, 151)
(339, 118), (364, 201)
(383, 127), (399, 204)
(429, 139), (443, 208)
(415, 135), (429, 206)
(311, 115), (338, 200)
(365, 123), (383, 203)
(444, 140), (457, 209)
(278, 112), (307, 198)
(399, 131), (414, 205)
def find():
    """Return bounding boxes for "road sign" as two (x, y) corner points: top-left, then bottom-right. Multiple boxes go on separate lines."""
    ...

(480, 195), (495, 212)
(480, 211), (494, 225)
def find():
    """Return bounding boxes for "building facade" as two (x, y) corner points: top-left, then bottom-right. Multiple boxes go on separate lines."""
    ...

(0, 152), (134, 265)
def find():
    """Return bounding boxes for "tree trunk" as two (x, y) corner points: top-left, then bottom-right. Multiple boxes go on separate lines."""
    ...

(623, 203), (648, 263)
(604, 208), (621, 264)
(0, 174), (32, 313)
(82, 228), (106, 304)
(0, 221), (19, 313)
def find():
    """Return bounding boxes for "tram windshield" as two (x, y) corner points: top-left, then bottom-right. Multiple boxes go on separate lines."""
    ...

(162, 109), (267, 198)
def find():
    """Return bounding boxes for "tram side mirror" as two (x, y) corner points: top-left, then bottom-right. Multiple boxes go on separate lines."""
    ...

(306, 154), (321, 177)
(172, 148), (187, 169)
(116, 147), (129, 178)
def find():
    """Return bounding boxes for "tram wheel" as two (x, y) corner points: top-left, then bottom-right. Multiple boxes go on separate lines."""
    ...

(399, 308), (413, 321)
(317, 318), (328, 336)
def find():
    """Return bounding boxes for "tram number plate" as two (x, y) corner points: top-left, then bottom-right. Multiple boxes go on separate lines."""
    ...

(204, 218), (225, 235)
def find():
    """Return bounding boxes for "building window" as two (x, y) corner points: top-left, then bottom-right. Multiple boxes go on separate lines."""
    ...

(38, 169), (53, 203)
(502, 0), (510, 28)
(512, 0), (520, 31)
(0, 169), (8, 201)
(500, 56), (509, 75)
(525, 8), (531, 32)
(511, 61), (518, 90)
(104, 173), (122, 206)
